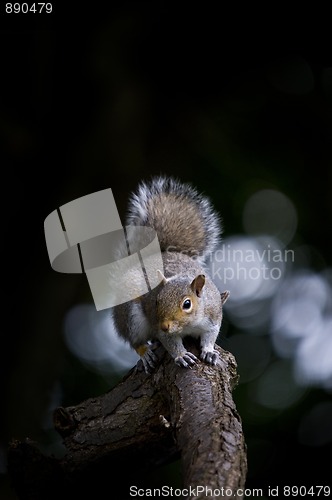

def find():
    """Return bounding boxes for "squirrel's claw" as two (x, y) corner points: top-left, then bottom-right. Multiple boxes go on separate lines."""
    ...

(174, 351), (198, 368)
(200, 349), (219, 365)
(139, 348), (159, 373)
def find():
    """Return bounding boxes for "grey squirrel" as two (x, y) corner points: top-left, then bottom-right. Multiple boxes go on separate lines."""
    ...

(112, 177), (229, 371)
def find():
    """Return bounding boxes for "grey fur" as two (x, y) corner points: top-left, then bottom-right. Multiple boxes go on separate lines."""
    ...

(112, 177), (228, 371)
(126, 176), (222, 263)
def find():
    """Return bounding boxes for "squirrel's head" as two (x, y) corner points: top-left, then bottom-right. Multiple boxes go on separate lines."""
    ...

(155, 271), (206, 334)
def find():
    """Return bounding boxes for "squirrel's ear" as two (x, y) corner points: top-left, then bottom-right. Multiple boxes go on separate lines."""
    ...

(191, 274), (205, 297)
(220, 290), (230, 305)
(157, 269), (168, 285)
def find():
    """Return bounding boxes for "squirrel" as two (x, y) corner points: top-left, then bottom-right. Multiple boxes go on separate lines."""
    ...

(111, 176), (229, 371)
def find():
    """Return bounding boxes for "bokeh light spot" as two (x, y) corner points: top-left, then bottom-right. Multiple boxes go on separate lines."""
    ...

(253, 360), (306, 410)
(243, 189), (297, 245)
(64, 304), (138, 374)
(271, 271), (332, 388)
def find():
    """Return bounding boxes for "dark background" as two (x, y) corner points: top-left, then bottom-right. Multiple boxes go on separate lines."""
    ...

(1, 3), (331, 499)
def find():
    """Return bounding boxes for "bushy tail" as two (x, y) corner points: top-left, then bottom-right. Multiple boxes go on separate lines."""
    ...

(126, 176), (221, 261)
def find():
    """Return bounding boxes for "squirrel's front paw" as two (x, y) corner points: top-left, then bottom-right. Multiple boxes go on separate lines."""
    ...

(138, 349), (159, 374)
(200, 349), (219, 365)
(174, 351), (198, 368)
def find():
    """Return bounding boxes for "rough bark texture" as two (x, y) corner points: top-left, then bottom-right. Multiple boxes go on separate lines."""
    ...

(8, 341), (247, 499)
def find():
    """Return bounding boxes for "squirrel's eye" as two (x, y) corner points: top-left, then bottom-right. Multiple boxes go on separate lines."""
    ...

(182, 298), (192, 312)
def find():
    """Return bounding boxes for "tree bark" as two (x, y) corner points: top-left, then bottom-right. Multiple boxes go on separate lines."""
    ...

(8, 341), (247, 499)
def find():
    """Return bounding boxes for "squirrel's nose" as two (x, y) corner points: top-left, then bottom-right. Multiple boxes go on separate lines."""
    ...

(160, 321), (170, 332)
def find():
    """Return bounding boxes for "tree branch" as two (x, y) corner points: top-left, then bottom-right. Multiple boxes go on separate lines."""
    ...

(8, 341), (247, 499)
